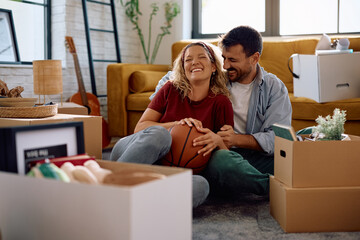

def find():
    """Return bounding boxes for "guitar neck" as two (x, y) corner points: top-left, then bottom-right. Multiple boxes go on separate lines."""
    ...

(72, 53), (89, 106)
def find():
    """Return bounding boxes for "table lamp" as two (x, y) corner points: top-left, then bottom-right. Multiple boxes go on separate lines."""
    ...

(33, 60), (63, 105)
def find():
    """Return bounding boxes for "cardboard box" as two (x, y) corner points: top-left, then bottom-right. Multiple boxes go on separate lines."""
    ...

(57, 102), (88, 115)
(270, 176), (360, 232)
(292, 52), (360, 102)
(274, 135), (360, 188)
(0, 161), (192, 240)
(0, 114), (102, 159)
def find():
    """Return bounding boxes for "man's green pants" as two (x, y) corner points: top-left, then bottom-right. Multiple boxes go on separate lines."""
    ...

(203, 149), (273, 196)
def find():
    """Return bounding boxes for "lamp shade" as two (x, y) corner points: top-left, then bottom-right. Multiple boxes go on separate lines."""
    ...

(33, 60), (63, 95)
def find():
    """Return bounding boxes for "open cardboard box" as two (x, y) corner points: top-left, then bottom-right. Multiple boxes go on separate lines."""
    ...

(57, 102), (88, 115)
(274, 135), (360, 187)
(270, 176), (360, 233)
(0, 160), (192, 240)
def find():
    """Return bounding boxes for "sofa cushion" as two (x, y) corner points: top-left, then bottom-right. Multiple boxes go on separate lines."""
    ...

(129, 70), (167, 93)
(260, 39), (319, 93)
(290, 93), (360, 120)
(127, 92), (153, 111)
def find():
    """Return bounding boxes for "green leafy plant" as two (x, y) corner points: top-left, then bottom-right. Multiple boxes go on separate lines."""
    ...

(313, 108), (347, 140)
(119, 0), (180, 64)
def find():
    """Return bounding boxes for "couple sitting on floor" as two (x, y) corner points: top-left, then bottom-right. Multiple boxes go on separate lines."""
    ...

(110, 25), (292, 208)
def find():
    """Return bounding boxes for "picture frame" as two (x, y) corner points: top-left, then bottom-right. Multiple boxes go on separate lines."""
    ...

(0, 122), (85, 175)
(0, 8), (20, 63)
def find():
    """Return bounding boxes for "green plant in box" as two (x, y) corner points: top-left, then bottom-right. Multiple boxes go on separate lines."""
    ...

(313, 108), (346, 140)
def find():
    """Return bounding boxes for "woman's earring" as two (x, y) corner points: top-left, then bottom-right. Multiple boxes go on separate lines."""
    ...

(211, 71), (215, 83)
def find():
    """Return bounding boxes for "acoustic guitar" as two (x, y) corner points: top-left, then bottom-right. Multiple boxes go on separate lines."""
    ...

(65, 36), (111, 149)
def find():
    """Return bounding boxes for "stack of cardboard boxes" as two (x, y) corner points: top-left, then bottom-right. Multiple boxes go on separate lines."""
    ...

(270, 135), (360, 232)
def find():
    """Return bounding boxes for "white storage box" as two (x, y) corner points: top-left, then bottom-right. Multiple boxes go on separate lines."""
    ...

(292, 52), (360, 103)
(0, 161), (192, 240)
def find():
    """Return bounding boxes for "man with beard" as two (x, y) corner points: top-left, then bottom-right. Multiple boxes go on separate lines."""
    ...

(151, 25), (292, 198)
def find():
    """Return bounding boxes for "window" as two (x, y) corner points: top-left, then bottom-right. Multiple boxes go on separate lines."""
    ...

(280, 0), (360, 35)
(0, 0), (50, 64)
(339, 0), (360, 32)
(198, 0), (265, 35)
(193, 0), (360, 38)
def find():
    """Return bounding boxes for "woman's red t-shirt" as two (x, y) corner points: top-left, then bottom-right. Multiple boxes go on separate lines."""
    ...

(148, 81), (234, 133)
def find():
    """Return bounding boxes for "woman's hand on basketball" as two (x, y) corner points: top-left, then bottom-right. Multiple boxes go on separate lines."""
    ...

(177, 118), (203, 129)
(193, 128), (228, 156)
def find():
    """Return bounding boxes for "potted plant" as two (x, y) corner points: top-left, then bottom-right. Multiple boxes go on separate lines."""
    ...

(119, 0), (180, 64)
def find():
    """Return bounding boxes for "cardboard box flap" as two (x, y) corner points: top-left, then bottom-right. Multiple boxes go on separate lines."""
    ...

(98, 160), (190, 177)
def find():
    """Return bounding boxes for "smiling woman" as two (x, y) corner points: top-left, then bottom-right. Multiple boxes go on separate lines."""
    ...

(183, 45), (216, 90)
(109, 41), (234, 208)
(171, 42), (229, 101)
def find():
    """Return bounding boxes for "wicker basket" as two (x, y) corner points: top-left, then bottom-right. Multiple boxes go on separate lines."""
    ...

(0, 104), (58, 118)
(0, 98), (37, 107)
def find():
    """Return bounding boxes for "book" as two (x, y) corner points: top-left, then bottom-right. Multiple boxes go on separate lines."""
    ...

(271, 123), (298, 141)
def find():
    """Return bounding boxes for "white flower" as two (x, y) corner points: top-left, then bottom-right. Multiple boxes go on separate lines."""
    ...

(313, 108), (346, 140)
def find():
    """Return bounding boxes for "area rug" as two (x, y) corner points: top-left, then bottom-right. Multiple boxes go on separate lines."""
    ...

(192, 194), (360, 240)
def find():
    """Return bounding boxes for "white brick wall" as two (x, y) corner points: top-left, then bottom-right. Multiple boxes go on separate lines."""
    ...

(0, 0), (141, 120)
(0, 0), (189, 119)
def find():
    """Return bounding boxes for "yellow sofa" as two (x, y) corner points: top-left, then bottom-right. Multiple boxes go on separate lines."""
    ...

(107, 36), (360, 138)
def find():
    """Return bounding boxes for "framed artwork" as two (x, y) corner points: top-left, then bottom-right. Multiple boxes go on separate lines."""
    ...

(0, 122), (85, 175)
(0, 8), (20, 63)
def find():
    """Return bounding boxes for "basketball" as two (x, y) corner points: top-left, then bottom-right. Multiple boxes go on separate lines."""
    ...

(162, 124), (210, 174)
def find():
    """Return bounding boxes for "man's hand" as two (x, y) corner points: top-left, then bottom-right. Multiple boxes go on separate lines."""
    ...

(193, 127), (227, 157)
(217, 125), (237, 148)
(217, 125), (263, 151)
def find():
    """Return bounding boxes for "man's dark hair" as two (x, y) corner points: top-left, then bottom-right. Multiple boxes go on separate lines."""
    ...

(220, 26), (263, 57)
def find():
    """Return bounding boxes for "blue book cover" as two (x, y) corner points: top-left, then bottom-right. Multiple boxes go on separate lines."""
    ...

(271, 123), (298, 141)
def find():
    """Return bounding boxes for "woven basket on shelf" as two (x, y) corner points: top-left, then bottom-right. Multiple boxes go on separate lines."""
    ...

(0, 104), (58, 118)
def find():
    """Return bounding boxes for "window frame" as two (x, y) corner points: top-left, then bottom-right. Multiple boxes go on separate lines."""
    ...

(0, 8), (20, 64)
(192, 0), (359, 38)
(1, 0), (51, 65)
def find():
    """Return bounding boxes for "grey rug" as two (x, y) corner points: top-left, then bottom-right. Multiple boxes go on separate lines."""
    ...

(192, 194), (360, 240)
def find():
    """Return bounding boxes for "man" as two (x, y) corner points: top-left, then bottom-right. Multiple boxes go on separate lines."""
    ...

(151, 25), (292, 197)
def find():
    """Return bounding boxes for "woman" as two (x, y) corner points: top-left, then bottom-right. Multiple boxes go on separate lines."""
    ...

(110, 42), (234, 207)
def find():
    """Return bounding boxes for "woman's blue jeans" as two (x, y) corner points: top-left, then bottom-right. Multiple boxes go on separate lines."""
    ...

(110, 126), (209, 208)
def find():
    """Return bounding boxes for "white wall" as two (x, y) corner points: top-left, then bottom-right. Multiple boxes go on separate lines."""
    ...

(0, 0), (190, 119)
(137, 0), (191, 64)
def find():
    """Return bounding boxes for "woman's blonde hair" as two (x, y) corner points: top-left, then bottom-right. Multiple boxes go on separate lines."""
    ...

(171, 42), (229, 99)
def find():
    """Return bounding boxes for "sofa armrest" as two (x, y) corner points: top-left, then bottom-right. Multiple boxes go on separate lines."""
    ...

(107, 63), (170, 137)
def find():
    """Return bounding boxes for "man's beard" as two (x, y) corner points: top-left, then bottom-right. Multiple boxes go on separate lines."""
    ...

(227, 66), (252, 83)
